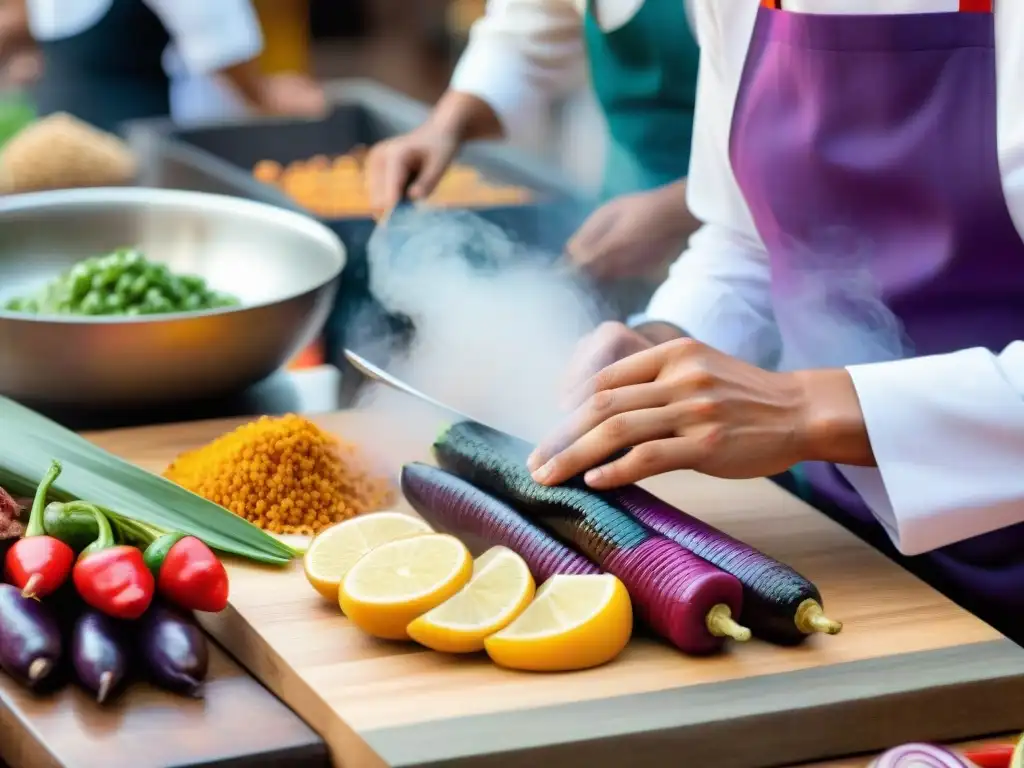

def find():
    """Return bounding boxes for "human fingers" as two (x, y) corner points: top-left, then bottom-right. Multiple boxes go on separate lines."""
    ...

(530, 405), (676, 486)
(560, 322), (652, 406)
(565, 205), (617, 268)
(407, 140), (453, 200)
(528, 382), (671, 471)
(565, 337), (702, 410)
(365, 142), (396, 211)
(580, 436), (706, 488)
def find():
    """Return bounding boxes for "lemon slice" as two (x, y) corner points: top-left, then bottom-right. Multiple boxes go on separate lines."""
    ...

(484, 573), (632, 672)
(407, 546), (535, 654)
(340, 533), (473, 640)
(303, 511), (433, 602)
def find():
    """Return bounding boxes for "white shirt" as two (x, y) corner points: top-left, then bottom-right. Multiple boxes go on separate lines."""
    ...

(643, 0), (1024, 556)
(25, 0), (262, 123)
(450, 0), (696, 146)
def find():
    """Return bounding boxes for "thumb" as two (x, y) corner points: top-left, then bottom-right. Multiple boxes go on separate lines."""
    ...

(408, 145), (454, 200)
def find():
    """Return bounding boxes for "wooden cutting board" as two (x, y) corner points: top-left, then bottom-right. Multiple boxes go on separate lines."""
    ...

(88, 411), (1024, 768)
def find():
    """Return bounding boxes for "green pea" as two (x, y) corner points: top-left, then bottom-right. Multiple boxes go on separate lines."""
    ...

(105, 292), (125, 312)
(80, 292), (104, 315)
(129, 275), (149, 300)
(69, 271), (93, 302)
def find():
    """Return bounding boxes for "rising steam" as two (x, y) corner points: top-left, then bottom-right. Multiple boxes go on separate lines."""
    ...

(344, 208), (603, 473)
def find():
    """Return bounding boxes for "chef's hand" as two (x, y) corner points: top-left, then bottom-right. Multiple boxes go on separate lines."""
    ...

(365, 123), (460, 211)
(259, 73), (327, 118)
(560, 320), (686, 402)
(566, 181), (699, 280)
(529, 338), (874, 488)
(366, 92), (504, 212)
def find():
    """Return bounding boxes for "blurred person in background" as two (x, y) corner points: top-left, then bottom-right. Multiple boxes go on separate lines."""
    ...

(364, 0), (702, 301)
(23, 0), (325, 133)
(171, 0), (325, 125)
(0, 0), (39, 89)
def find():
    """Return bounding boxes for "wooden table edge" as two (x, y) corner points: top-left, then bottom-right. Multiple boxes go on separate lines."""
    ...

(357, 639), (1024, 768)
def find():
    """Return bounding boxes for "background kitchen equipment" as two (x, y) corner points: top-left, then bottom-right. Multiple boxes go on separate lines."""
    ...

(127, 81), (594, 389)
(0, 187), (344, 408)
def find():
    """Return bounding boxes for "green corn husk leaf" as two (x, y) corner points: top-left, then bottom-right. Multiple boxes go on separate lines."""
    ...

(0, 396), (296, 565)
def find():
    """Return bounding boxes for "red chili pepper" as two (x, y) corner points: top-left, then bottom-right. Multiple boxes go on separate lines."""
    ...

(143, 533), (229, 613)
(4, 461), (74, 599)
(72, 504), (154, 620)
(964, 745), (1016, 768)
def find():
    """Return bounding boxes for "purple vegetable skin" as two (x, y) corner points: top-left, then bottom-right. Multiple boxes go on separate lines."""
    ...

(873, 743), (969, 767)
(433, 422), (751, 655)
(72, 609), (129, 703)
(0, 583), (61, 689)
(138, 602), (208, 698)
(401, 463), (600, 583)
(607, 486), (841, 645)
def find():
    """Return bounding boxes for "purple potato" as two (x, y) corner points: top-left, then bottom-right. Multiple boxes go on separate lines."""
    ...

(72, 609), (128, 703)
(137, 601), (208, 698)
(0, 583), (61, 689)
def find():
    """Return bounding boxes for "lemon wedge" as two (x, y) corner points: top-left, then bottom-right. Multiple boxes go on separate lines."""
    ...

(303, 512), (433, 602)
(340, 533), (473, 640)
(484, 573), (632, 672)
(407, 546), (535, 653)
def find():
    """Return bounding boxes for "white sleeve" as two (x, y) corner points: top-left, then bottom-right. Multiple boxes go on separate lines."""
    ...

(449, 0), (586, 145)
(838, 343), (1024, 556)
(638, 0), (781, 368)
(143, 0), (264, 75)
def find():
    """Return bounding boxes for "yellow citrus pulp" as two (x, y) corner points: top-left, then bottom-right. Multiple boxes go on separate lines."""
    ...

(303, 511), (433, 602)
(407, 546), (535, 653)
(339, 533), (473, 640)
(484, 573), (632, 672)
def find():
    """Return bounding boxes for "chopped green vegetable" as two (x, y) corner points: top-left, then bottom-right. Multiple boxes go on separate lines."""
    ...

(0, 396), (294, 565)
(3, 247), (240, 317)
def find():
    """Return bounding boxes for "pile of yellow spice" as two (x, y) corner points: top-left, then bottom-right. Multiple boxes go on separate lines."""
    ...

(164, 414), (395, 535)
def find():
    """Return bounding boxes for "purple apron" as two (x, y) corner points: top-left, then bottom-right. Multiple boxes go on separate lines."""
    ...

(729, 0), (1024, 635)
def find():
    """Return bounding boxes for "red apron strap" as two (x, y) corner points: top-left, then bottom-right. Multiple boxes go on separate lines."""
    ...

(763, 1), (991, 10)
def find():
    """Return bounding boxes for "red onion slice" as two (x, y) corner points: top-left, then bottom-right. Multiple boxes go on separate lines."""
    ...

(873, 743), (969, 768)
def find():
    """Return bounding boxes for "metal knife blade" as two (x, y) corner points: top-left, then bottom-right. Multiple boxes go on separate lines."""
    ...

(344, 349), (530, 442)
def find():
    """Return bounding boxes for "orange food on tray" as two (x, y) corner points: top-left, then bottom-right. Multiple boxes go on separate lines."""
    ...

(252, 151), (532, 218)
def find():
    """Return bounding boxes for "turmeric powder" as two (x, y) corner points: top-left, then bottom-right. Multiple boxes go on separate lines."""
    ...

(164, 415), (394, 535)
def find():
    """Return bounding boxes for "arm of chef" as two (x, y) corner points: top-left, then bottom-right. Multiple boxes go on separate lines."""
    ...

(640, 1), (1024, 557)
(142, 0), (263, 74)
(449, 0), (587, 145)
(838, 346), (1024, 556)
(638, 1), (782, 369)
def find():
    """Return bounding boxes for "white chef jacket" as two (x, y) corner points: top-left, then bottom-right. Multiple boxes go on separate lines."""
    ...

(641, 0), (1024, 557)
(450, 0), (696, 146)
(24, 0), (262, 123)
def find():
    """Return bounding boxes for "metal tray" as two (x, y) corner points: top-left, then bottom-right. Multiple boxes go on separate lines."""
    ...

(127, 80), (594, 385)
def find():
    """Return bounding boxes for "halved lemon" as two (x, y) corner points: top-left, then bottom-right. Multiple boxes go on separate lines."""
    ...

(484, 573), (632, 672)
(303, 511), (433, 602)
(407, 546), (535, 654)
(339, 533), (473, 640)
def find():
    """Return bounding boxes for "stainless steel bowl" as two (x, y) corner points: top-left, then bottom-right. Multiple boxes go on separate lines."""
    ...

(0, 188), (345, 408)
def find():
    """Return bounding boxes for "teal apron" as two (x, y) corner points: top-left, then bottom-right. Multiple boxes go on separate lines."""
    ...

(582, 0), (700, 315)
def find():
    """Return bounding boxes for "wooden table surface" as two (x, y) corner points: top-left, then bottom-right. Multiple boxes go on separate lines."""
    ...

(86, 409), (1024, 768)
(0, 368), (349, 768)
(0, 640), (328, 768)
